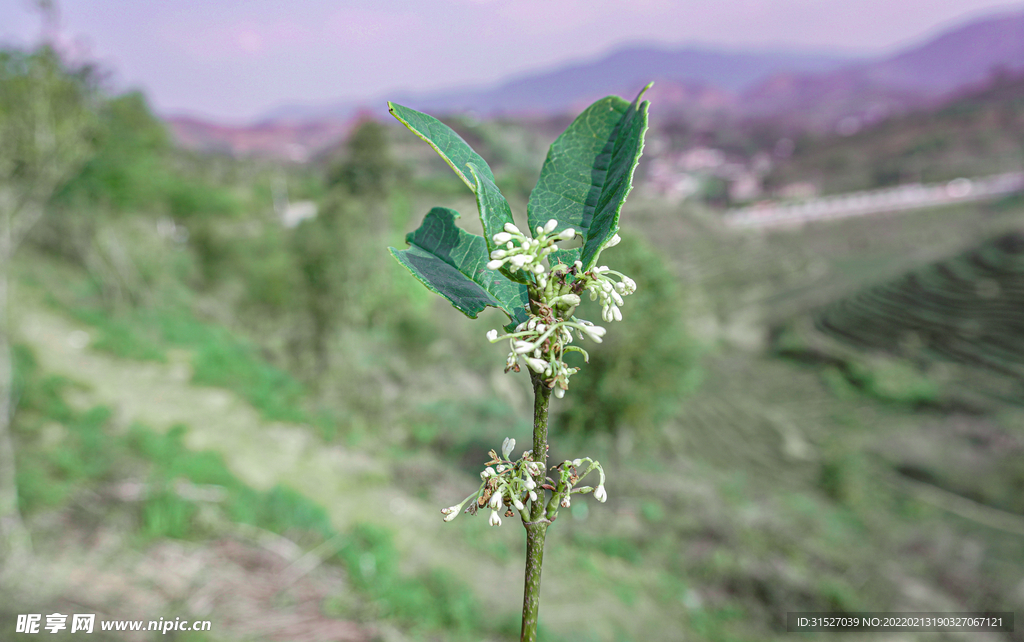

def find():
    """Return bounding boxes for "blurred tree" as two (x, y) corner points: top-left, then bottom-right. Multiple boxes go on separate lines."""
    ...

(0, 45), (98, 569)
(327, 119), (399, 199)
(290, 192), (362, 376)
(557, 233), (698, 439)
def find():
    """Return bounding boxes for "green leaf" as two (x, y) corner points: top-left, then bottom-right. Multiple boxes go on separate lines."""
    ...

(468, 162), (529, 283)
(389, 207), (529, 325)
(387, 101), (496, 192)
(527, 84), (651, 270)
(388, 103), (516, 259)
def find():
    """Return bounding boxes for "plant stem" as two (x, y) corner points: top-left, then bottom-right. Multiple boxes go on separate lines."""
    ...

(521, 371), (552, 642)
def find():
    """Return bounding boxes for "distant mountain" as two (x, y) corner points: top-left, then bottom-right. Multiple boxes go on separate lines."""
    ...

(256, 46), (855, 124)
(377, 46), (856, 117)
(167, 115), (352, 162)
(167, 9), (1024, 157)
(742, 9), (1024, 127)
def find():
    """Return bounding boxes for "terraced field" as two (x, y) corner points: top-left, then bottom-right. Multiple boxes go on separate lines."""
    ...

(811, 230), (1024, 405)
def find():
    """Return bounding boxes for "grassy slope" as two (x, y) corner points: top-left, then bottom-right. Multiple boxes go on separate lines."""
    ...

(8, 111), (1024, 641)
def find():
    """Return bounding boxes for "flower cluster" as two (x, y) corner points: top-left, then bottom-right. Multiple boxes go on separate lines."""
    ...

(487, 312), (605, 398)
(441, 438), (608, 526)
(486, 219), (576, 276)
(440, 438), (545, 526)
(583, 263), (636, 322)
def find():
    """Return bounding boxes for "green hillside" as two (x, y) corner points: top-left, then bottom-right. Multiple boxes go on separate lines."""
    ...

(3, 45), (1024, 642)
(767, 71), (1024, 194)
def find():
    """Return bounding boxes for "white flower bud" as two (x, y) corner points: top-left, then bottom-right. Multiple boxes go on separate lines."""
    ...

(487, 259), (504, 270)
(605, 234), (621, 248)
(558, 228), (576, 240)
(544, 219), (558, 233)
(533, 264), (545, 274)
(493, 232), (512, 244)
(525, 477), (536, 490)
(484, 467), (496, 477)
(581, 324), (606, 342)
(504, 223), (521, 234)
(489, 510), (502, 527)
(612, 306), (622, 321)
(594, 485), (607, 503)
(496, 464), (506, 473)
(559, 294), (581, 307)
(486, 329), (498, 342)
(554, 387), (565, 399)
(444, 511), (458, 522)
(513, 498), (525, 511)
(502, 437), (516, 459)
(560, 495), (571, 508)
(514, 340), (537, 354)
(526, 358), (547, 373)
(572, 459), (582, 467)
(529, 491), (537, 502)
(536, 226), (545, 236)
(489, 492), (503, 510)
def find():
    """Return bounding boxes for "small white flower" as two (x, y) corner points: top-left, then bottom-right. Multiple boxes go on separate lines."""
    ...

(513, 498), (525, 511)
(560, 495), (571, 508)
(529, 490), (537, 502)
(558, 228), (576, 241)
(572, 459), (582, 467)
(490, 249), (507, 259)
(496, 464), (506, 473)
(493, 231), (512, 244)
(605, 233), (621, 248)
(486, 329), (498, 342)
(503, 223), (521, 234)
(524, 477), (536, 490)
(544, 219), (558, 234)
(554, 387), (565, 399)
(489, 510), (502, 526)
(594, 485), (607, 503)
(484, 466), (496, 478)
(444, 511), (458, 522)
(489, 491), (503, 510)
(502, 437), (516, 459)
(487, 259), (503, 270)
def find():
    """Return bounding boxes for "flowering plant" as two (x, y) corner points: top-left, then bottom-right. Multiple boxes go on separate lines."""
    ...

(388, 84), (651, 641)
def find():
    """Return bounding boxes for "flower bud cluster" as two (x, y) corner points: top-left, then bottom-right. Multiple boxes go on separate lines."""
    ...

(440, 437), (548, 527)
(484, 222), (634, 398)
(580, 263), (636, 323)
(486, 219), (575, 276)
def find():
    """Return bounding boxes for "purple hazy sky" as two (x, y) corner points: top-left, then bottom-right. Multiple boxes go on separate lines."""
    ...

(1, 0), (1021, 123)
